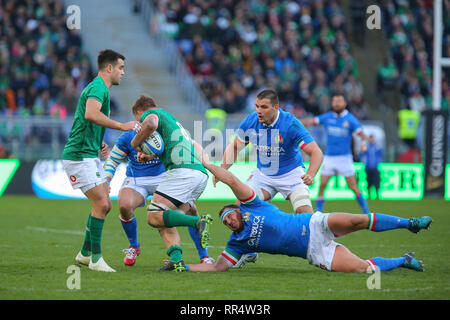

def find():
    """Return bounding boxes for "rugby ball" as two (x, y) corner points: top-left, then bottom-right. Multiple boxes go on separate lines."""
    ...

(141, 131), (164, 156)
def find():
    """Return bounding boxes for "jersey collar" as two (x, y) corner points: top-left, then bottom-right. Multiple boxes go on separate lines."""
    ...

(263, 110), (280, 127)
(333, 109), (348, 118)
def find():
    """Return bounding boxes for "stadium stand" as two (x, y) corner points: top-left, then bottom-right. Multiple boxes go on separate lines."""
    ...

(0, 0), (100, 118)
(152, 0), (369, 120)
(0, 0), (126, 157)
(379, 0), (450, 112)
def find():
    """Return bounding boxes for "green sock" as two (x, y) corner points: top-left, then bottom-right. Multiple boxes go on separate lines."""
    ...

(162, 210), (200, 228)
(89, 216), (105, 263)
(80, 214), (92, 256)
(167, 245), (183, 263)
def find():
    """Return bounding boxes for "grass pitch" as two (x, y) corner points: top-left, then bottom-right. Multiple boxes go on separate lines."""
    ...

(0, 196), (449, 300)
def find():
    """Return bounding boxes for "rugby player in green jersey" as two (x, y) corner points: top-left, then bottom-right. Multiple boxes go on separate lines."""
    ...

(62, 49), (138, 272)
(130, 94), (212, 271)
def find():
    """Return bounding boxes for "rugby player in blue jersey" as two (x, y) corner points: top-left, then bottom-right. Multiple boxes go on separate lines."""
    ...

(215, 88), (324, 267)
(103, 127), (214, 266)
(301, 93), (370, 214)
(167, 152), (431, 273)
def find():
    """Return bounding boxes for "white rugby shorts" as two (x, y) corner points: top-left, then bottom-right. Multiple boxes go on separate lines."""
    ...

(155, 168), (208, 206)
(306, 212), (344, 271)
(321, 155), (355, 177)
(246, 166), (310, 200)
(120, 174), (164, 207)
(62, 158), (106, 193)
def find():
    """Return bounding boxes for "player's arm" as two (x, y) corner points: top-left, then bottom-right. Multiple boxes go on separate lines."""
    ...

(212, 137), (247, 187)
(300, 117), (317, 127)
(85, 98), (136, 131)
(301, 141), (323, 185)
(131, 113), (159, 151)
(103, 144), (128, 184)
(186, 255), (230, 272)
(221, 137), (247, 170)
(201, 152), (254, 200)
(354, 127), (369, 152)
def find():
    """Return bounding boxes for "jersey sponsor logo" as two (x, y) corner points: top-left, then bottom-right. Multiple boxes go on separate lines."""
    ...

(70, 175), (77, 182)
(248, 215), (265, 247)
(255, 145), (286, 154)
(327, 126), (349, 136)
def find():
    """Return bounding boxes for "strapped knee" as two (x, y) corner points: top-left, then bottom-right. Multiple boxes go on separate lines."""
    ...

(246, 181), (265, 201)
(147, 201), (171, 214)
(290, 188), (312, 212)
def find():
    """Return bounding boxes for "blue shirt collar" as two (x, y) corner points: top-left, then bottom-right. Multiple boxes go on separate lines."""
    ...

(333, 109), (348, 118)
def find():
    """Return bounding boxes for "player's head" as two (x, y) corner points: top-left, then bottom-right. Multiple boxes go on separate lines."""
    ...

(219, 204), (243, 232)
(255, 88), (279, 126)
(132, 94), (157, 121)
(331, 92), (347, 114)
(97, 49), (126, 85)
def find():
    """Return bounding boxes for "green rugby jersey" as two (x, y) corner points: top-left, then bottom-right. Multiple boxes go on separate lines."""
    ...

(62, 76), (110, 161)
(140, 108), (207, 175)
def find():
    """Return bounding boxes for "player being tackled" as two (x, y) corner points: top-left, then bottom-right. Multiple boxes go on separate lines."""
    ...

(161, 149), (433, 274)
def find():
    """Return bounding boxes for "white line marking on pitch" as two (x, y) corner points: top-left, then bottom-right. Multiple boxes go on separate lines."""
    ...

(25, 226), (84, 236)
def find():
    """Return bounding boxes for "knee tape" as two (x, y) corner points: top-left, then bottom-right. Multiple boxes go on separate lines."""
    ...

(290, 188), (312, 211)
(147, 201), (171, 213)
(246, 181), (265, 201)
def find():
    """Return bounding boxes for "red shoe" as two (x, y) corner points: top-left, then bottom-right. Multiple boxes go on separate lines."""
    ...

(123, 247), (140, 266)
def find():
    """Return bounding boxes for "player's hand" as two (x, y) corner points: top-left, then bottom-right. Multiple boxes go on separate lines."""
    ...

(360, 142), (368, 152)
(100, 142), (110, 158)
(301, 173), (314, 186)
(120, 121), (139, 131)
(131, 139), (143, 152)
(137, 151), (156, 163)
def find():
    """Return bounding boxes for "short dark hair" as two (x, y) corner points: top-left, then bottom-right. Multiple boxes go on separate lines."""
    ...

(256, 88), (279, 106)
(132, 94), (157, 115)
(97, 49), (125, 70)
(331, 91), (346, 99)
(218, 204), (240, 219)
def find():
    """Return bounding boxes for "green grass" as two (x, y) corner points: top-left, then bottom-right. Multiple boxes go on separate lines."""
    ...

(0, 196), (449, 300)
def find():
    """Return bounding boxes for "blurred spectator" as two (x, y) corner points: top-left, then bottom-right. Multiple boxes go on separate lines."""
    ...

(381, 0), (450, 111)
(377, 57), (399, 91)
(153, 0), (365, 116)
(397, 105), (420, 149)
(359, 134), (383, 199)
(0, 0), (95, 118)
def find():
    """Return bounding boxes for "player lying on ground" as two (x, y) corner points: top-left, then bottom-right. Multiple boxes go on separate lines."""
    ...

(162, 152), (432, 273)
(103, 127), (215, 266)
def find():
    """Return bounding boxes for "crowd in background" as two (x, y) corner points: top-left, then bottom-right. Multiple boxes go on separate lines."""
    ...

(378, 0), (450, 112)
(153, 0), (369, 120)
(0, 0), (98, 119)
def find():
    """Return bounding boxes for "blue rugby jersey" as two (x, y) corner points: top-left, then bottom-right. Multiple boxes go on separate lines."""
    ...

(221, 192), (312, 266)
(314, 110), (362, 156)
(110, 130), (165, 177)
(236, 109), (314, 176)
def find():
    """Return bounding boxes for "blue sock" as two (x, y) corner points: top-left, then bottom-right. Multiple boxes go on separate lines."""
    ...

(120, 215), (139, 248)
(367, 257), (406, 271)
(188, 226), (209, 259)
(367, 212), (410, 232)
(316, 197), (324, 212)
(356, 194), (370, 214)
